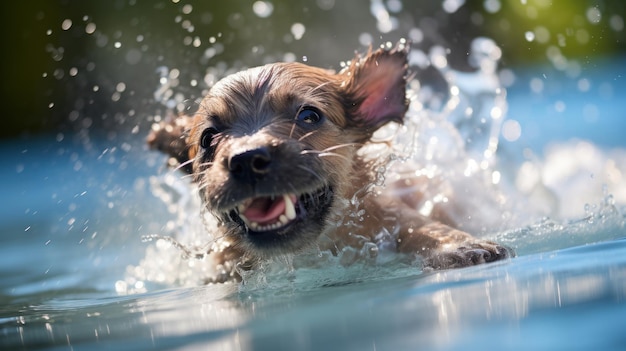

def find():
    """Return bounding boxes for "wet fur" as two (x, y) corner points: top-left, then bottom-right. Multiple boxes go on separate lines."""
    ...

(148, 42), (513, 281)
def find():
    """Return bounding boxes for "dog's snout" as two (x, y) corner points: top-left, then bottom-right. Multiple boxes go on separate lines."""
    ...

(228, 147), (272, 183)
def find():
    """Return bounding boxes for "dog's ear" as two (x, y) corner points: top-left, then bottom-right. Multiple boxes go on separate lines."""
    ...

(339, 42), (409, 140)
(147, 113), (194, 174)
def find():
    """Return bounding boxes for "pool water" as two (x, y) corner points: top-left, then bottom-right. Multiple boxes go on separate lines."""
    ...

(2, 3), (626, 348)
(1, 206), (625, 350)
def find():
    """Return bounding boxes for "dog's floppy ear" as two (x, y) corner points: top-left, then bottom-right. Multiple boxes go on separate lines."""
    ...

(339, 42), (409, 140)
(147, 113), (194, 174)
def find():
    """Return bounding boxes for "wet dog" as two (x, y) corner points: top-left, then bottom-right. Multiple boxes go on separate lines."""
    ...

(148, 42), (513, 282)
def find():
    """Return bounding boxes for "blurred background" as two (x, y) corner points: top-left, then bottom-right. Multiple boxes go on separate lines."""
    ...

(0, 0), (624, 139)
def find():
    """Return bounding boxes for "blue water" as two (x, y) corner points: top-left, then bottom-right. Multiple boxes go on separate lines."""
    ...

(1, 58), (626, 350)
(2, 234), (626, 350)
(507, 55), (626, 151)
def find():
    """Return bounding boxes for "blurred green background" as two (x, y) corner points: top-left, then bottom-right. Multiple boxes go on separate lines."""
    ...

(0, 0), (623, 139)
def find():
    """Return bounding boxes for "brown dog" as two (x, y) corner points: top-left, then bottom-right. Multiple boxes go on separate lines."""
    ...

(148, 42), (513, 282)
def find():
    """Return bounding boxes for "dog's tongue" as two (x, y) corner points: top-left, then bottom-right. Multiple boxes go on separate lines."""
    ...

(243, 196), (286, 225)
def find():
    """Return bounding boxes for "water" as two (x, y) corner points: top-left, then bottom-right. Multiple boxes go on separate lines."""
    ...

(2, 2), (626, 351)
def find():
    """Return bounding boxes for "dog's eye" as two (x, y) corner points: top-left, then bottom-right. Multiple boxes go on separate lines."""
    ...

(296, 107), (324, 126)
(200, 127), (219, 149)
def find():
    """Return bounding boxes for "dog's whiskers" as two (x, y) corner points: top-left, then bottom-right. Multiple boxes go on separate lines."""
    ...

(300, 142), (358, 155)
(301, 149), (351, 163)
(320, 143), (359, 153)
(197, 180), (211, 194)
(175, 158), (195, 172)
(298, 130), (318, 142)
(193, 161), (215, 173)
(289, 121), (298, 139)
(180, 173), (195, 181)
(317, 152), (351, 162)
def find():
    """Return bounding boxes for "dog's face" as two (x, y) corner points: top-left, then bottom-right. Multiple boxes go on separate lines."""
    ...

(190, 63), (355, 256)
(150, 44), (409, 258)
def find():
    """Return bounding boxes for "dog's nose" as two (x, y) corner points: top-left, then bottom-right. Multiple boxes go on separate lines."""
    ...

(228, 147), (272, 183)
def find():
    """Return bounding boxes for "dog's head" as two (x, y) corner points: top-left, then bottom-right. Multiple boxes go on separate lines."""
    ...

(149, 43), (409, 257)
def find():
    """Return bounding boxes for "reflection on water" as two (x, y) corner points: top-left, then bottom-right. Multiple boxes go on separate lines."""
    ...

(3, 238), (626, 350)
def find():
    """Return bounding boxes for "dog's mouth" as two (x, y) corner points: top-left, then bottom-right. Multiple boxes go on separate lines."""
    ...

(236, 193), (299, 232)
(225, 185), (334, 252)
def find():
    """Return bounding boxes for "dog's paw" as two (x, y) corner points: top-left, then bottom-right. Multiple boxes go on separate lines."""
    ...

(424, 241), (514, 270)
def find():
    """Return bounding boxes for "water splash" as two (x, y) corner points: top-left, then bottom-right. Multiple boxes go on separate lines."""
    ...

(140, 234), (212, 260)
(116, 173), (239, 294)
(494, 193), (625, 256)
(434, 37), (506, 168)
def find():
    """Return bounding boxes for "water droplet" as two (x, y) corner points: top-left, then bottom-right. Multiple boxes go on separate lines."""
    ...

(359, 32), (373, 46)
(116, 82), (126, 92)
(533, 26), (550, 43)
(609, 15), (624, 31)
(316, 0), (335, 11)
(577, 78), (591, 92)
(524, 31), (535, 42)
(61, 19), (72, 30)
(491, 170), (501, 184)
(606, 194), (615, 206)
(483, 0), (501, 14)
(291, 23), (306, 40)
(252, 1), (273, 18)
(529, 77), (544, 93)
(85, 22), (96, 34)
(586, 6), (601, 24)
(442, 0), (466, 14)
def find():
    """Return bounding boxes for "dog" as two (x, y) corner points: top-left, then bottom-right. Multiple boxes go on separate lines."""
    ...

(147, 41), (513, 282)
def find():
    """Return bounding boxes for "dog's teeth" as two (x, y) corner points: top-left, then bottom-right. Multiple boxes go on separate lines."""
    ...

(284, 194), (296, 220)
(239, 213), (249, 224)
(241, 195), (299, 232)
(279, 215), (288, 225)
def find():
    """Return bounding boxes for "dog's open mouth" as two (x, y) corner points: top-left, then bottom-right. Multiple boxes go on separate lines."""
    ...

(226, 186), (333, 242)
(237, 193), (299, 232)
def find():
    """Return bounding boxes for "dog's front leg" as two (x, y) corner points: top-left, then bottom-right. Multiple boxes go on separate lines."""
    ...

(394, 211), (514, 269)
